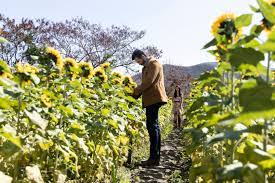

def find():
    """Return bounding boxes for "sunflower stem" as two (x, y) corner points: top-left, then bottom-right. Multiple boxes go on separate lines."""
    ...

(263, 52), (271, 152)
(231, 66), (235, 113)
(263, 52), (271, 183)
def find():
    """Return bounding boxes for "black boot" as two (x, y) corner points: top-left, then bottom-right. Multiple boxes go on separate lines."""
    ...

(141, 158), (160, 167)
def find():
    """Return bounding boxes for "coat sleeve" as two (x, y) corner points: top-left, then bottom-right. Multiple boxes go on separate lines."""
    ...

(133, 62), (160, 98)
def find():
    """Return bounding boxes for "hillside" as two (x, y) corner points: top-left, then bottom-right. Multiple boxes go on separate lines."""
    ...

(133, 62), (217, 96)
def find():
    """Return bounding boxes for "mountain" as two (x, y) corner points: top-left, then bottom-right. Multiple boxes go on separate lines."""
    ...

(133, 62), (218, 96)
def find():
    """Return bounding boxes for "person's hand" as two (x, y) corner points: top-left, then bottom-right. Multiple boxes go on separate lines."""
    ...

(131, 89), (141, 99)
(131, 92), (139, 99)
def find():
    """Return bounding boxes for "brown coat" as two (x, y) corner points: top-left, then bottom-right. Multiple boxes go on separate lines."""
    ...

(133, 57), (168, 108)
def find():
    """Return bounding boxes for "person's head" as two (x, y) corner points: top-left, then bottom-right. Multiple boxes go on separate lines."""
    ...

(132, 49), (147, 65)
(174, 85), (181, 98)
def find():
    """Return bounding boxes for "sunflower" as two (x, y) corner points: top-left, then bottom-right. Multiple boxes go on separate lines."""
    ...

(63, 58), (78, 69)
(264, 0), (275, 5)
(15, 63), (39, 86)
(94, 67), (108, 82)
(0, 72), (13, 79)
(63, 58), (78, 80)
(16, 63), (39, 74)
(111, 71), (123, 79)
(100, 62), (111, 70)
(259, 1), (275, 33)
(78, 62), (94, 79)
(41, 94), (52, 108)
(123, 75), (132, 84)
(261, 20), (274, 34)
(211, 13), (242, 42)
(112, 78), (122, 85)
(122, 75), (136, 86)
(46, 47), (63, 70)
(262, 20), (275, 35)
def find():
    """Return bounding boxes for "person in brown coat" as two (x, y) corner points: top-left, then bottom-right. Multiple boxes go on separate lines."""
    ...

(131, 49), (168, 166)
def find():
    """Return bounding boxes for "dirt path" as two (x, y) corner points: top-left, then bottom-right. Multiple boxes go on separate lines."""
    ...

(131, 129), (191, 183)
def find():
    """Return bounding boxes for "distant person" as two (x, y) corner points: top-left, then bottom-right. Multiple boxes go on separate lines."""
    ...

(173, 85), (183, 128)
(131, 49), (168, 166)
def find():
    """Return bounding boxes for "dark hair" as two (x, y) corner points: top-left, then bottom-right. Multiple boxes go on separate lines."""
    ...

(174, 87), (182, 98)
(132, 49), (146, 60)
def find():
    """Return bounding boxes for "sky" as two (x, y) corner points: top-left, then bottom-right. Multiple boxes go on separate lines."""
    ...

(0, 0), (260, 66)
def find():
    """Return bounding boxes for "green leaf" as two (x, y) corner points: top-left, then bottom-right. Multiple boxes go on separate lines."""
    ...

(70, 80), (82, 88)
(0, 141), (21, 157)
(243, 39), (261, 48)
(235, 14), (253, 28)
(0, 97), (13, 110)
(257, 0), (275, 24)
(0, 37), (8, 44)
(30, 74), (40, 85)
(0, 77), (18, 87)
(217, 162), (264, 182)
(0, 124), (22, 147)
(0, 60), (11, 73)
(25, 110), (48, 130)
(126, 113), (136, 121)
(59, 105), (74, 116)
(207, 113), (234, 126)
(217, 62), (231, 74)
(259, 28), (275, 52)
(202, 38), (217, 49)
(247, 148), (273, 163)
(259, 40), (275, 52)
(259, 159), (275, 170)
(207, 131), (242, 145)
(239, 80), (275, 113)
(237, 108), (275, 121)
(218, 161), (243, 181)
(124, 96), (136, 103)
(101, 108), (110, 117)
(118, 102), (129, 111)
(227, 48), (265, 68)
(249, 5), (260, 12)
(107, 119), (118, 129)
(102, 83), (110, 90)
(235, 35), (256, 47)
(250, 25), (264, 36)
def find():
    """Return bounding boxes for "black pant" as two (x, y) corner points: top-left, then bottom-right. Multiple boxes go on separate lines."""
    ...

(146, 103), (162, 161)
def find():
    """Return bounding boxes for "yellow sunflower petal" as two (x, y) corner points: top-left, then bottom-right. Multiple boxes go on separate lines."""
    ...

(46, 47), (63, 70)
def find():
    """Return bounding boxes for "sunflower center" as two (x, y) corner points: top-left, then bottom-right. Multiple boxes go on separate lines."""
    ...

(48, 54), (58, 64)
(95, 71), (103, 77)
(65, 62), (73, 68)
(262, 18), (274, 30)
(0, 68), (4, 75)
(218, 19), (238, 39)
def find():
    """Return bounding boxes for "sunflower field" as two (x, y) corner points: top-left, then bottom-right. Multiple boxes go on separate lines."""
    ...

(185, 0), (275, 182)
(0, 44), (146, 182)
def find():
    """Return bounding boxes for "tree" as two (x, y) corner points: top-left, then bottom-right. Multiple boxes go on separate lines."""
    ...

(0, 14), (162, 72)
